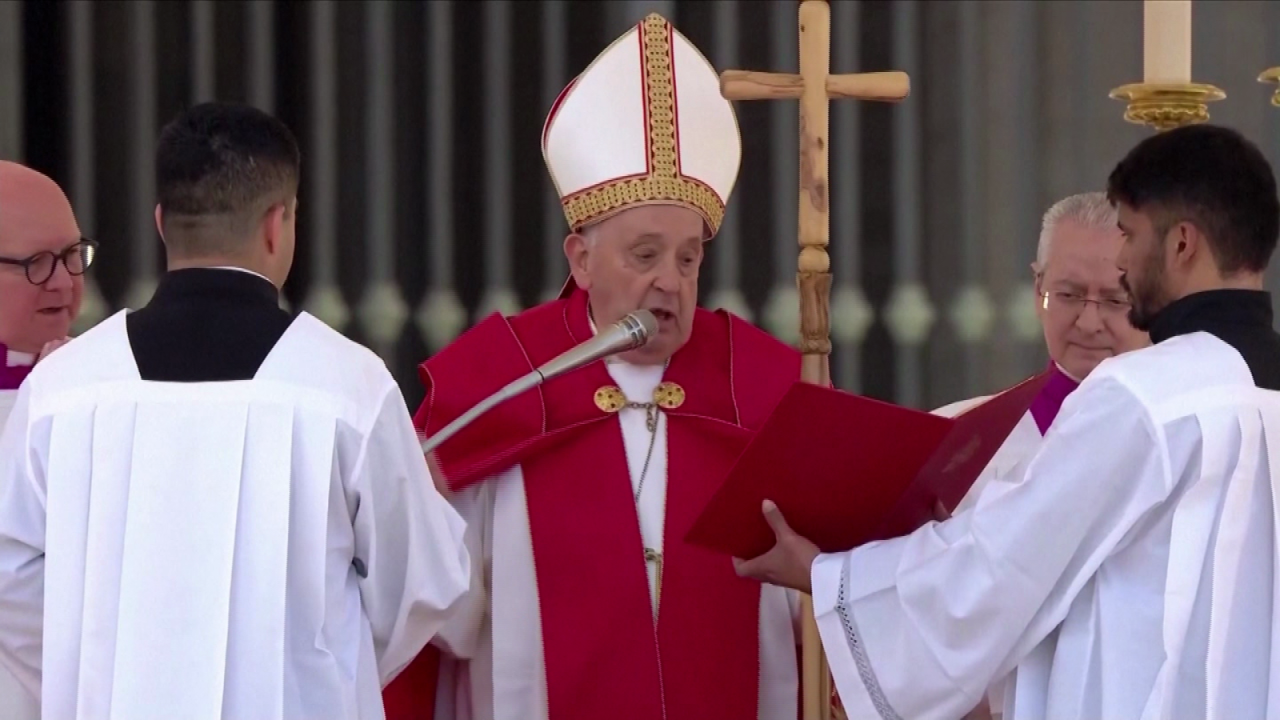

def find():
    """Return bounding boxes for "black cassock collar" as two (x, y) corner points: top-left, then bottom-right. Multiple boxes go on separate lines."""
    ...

(1149, 289), (1280, 390)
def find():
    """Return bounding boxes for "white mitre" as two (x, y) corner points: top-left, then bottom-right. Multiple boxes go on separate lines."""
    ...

(543, 12), (742, 247)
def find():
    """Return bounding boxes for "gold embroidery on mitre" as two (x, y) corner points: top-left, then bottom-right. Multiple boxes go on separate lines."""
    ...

(654, 381), (685, 410)
(595, 386), (627, 413)
(560, 14), (726, 234)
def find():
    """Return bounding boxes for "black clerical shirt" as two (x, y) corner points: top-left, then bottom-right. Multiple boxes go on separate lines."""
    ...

(1147, 289), (1280, 391)
(126, 267), (295, 382)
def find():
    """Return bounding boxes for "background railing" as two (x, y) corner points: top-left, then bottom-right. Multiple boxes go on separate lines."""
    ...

(4, 0), (1279, 411)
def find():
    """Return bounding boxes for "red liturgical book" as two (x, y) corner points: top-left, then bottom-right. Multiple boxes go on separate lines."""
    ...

(685, 372), (1052, 559)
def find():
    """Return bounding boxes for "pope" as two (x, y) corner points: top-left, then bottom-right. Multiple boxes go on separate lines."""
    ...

(384, 13), (807, 720)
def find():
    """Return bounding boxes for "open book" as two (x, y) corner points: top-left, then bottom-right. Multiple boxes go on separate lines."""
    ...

(685, 372), (1051, 559)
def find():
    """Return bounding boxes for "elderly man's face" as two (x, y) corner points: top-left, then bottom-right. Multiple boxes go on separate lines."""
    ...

(564, 204), (705, 365)
(0, 165), (84, 353)
(1034, 220), (1149, 380)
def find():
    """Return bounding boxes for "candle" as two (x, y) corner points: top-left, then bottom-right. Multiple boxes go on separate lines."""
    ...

(1144, 0), (1192, 84)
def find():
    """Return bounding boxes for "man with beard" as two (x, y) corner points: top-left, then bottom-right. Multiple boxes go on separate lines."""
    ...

(735, 123), (1280, 720)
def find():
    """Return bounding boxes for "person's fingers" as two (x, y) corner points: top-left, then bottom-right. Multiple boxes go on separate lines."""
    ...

(762, 499), (794, 539)
(732, 555), (763, 578)
(36, 336), (70, 363)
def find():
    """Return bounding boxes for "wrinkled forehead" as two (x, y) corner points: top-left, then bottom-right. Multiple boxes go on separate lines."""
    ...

(0, 169), (81, 256)
(590, 204), (707, 245)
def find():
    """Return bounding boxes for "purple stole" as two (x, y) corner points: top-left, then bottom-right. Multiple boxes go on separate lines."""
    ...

(1028, 363), (1079, 435)
(0, 343), (34, 391)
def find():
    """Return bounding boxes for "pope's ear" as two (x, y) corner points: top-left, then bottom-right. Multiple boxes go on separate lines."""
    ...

(563, 233), (592, 291)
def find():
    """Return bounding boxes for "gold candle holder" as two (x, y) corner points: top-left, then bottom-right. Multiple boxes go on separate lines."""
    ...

(1109, 82), (1226, 131)
(1260, 67), (1280, 107)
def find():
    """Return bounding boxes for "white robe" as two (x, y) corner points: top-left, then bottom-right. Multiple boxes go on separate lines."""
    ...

(929, 396), (1043, 719)
(931, 398), (1042, 515)
(814, 330), (1280, 720)
(431, 358), (803, 720)
(0, 310), (472, 720)
(0, 348), (38, 720)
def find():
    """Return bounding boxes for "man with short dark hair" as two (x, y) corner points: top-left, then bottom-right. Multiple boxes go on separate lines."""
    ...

(0, 102), (471, 720)
(736, 123), (1280, 720)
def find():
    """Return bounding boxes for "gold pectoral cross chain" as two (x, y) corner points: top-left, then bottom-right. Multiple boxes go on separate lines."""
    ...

(635, 403), (662, 607)
(593, 377), (686, 610)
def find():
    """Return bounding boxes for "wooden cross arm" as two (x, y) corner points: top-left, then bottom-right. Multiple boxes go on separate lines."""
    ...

(720, 70), (909, 103)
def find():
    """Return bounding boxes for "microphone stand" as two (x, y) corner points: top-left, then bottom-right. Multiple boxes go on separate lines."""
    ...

(420, 372), (543, 455)
(419, 310), (657, 455)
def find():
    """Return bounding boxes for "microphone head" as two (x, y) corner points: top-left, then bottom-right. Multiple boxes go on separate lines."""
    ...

(618, 310), (659, 348)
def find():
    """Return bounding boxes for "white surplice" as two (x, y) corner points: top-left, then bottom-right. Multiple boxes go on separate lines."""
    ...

(0, 348), (38, 720)
(0, 310), (472, 720)
(931, 397), (1042, 515)
(431, 356), (803, 720)
(929, 395), (1044, 719)
(814, 330), (1280, 720)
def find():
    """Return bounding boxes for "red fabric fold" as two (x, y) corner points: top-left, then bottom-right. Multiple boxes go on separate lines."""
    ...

(390, 289), (800, 720)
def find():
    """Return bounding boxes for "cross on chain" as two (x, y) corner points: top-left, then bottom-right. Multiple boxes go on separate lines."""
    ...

(718, 2), (910, 719)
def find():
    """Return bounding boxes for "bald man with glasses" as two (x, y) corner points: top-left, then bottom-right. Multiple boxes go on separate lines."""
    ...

(0, 160), (87, 720)
(0, 162), (95, 427)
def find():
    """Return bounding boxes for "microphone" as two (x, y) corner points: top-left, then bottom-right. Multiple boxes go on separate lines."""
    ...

(420, 309), (659, 454)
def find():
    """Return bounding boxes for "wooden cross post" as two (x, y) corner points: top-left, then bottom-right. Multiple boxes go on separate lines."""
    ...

(719, 2), (909, 719)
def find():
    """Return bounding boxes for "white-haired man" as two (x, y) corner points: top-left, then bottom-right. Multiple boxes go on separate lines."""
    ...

(937, 192), (1149, 509)
(383, 13), (806, 720)
(933, 192), (1148, 720)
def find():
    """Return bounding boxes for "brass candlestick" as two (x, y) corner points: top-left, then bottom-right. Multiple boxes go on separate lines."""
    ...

(1109, 82), (1226, 131)
(1260, 67), (1280, 107)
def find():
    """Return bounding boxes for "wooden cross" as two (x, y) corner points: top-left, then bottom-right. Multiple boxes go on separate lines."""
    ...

(719, 2), (909, 719)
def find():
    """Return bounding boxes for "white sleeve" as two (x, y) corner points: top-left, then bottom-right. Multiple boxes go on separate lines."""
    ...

(812, 376), (1170, 720)
(427, 477), (491, 660)
(351, 384), (472, 686)
(0, 383), (46, 699)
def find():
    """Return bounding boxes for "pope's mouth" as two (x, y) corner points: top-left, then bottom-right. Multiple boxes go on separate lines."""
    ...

(37, 307), (69, 317)
(649, 308), (676, 325)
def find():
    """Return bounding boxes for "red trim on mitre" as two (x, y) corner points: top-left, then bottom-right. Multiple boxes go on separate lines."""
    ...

(411, 289), (802, 719)
(542, 75), (580, 150)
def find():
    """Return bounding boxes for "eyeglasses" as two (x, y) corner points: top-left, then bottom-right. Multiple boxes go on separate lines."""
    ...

(0, 239), (99, 286)
(1039, 290), (1131, 317)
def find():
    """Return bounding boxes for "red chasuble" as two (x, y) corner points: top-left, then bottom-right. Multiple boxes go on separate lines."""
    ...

(384, 288), (800, 720)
